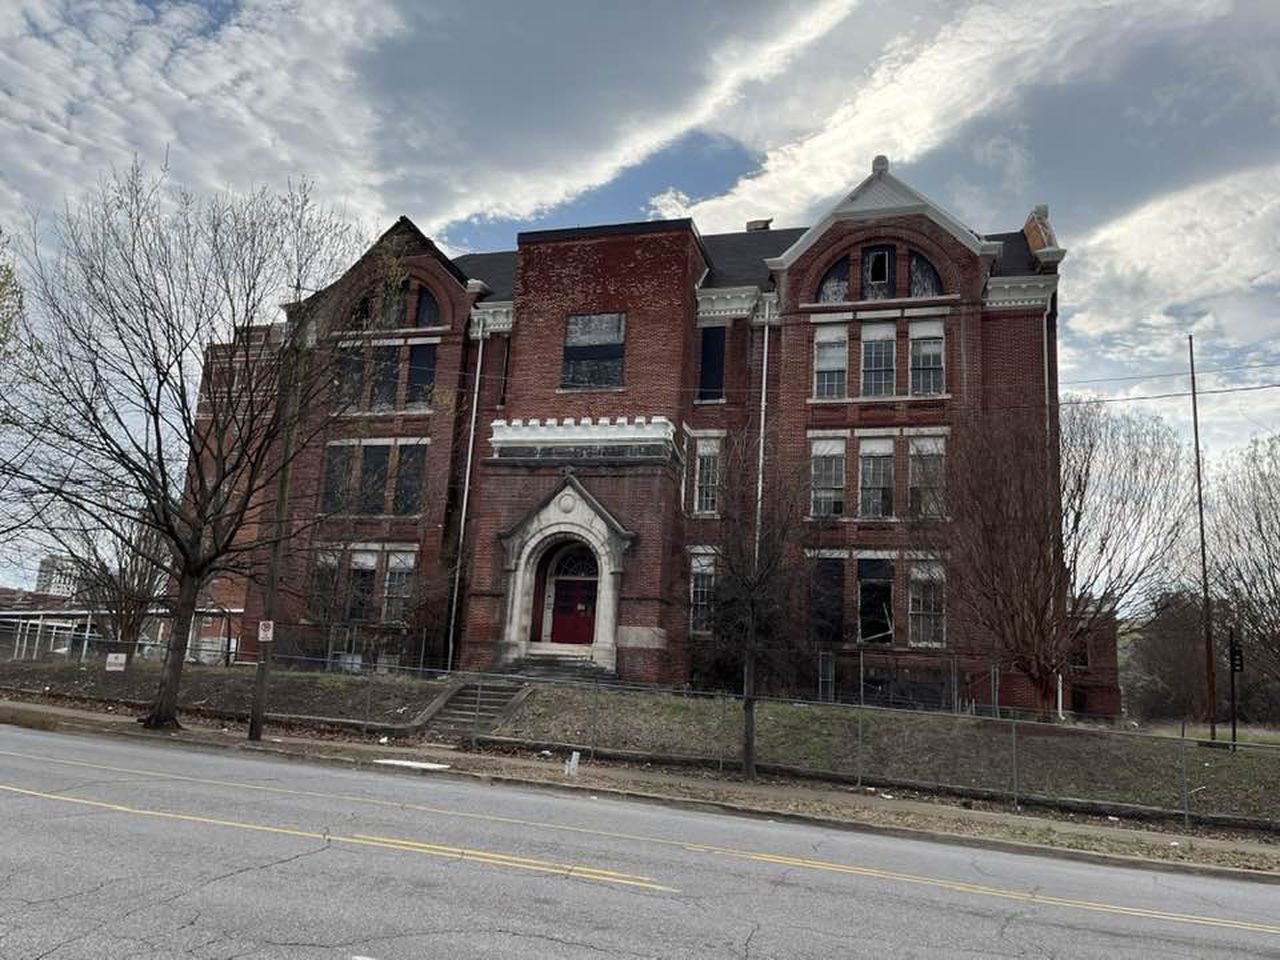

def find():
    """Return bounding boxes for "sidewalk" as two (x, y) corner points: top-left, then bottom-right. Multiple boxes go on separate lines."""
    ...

(3, 698), (1278, 881)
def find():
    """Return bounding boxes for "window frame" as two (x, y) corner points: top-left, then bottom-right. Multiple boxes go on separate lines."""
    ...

(908, 564), (946, 648)
(693, 438), (721, 516)
(858, 438), (895, 519)
(908, 436), (945, 518)
(810, 438), (846, 518)
(413, 285), (441, 328)
(860, 322), (896, 398)
(357, 443), (391, 515)
(908, 252), (943, 298)
(393, 442), (428, 516)
(405, 341), (437, 407)
(560, 312), (626, 390)
(346, 551), (379, 622)
(689, 552), (716, 633)
(382, 551), (417, 624)
(813, 324), (849, 400)
(857, 559), (895, 645)
(909, 319), (945, 396)
(861, 245), (897, 300)
(816, 257), (850, 303)
(321, 444), (354, 514)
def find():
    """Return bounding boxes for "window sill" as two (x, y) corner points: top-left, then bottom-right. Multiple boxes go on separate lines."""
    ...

(555, 385), (627, 394)
(319, 512), (427, 520)
(805, 515), (901, 523)
(332, 407), (435, 418)
(689, 511), (721, 520)
(806, 393), (951, 405)
(693, 397), (727, 405)
(329, 324), (450, 338)
(799, 294), (961, 312)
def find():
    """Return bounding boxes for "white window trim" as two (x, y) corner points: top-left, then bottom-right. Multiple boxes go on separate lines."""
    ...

(813, 323), (849, 400)
(692, 437), (721, 517)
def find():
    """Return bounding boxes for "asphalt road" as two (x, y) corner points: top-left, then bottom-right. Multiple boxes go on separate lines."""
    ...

(0, 727), (1277, 959)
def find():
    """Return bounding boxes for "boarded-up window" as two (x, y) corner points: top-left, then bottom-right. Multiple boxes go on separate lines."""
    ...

(817, 258), (849, 303)
(698, 326), (726, 401)
(322, 445), (353, 514)
(394, 444), (427, 515)
(561, 313), (625, 388)
(909, 252), (943, 298)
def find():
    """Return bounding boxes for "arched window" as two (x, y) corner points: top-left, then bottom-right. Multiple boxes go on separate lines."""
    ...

(553, 544), (597, 579)
(816, 258), (850, 303)
(861, 245), (896, 300)
(909, 252), (943, 298)
(415, 286), (440, 327)
(382, 279), (408, 329)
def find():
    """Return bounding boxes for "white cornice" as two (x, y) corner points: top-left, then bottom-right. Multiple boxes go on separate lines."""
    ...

(697, 285), (759, 321)
(470, 301), (513, 339)
(490, 415), (675, 451)
(983, 275), (1059, 311)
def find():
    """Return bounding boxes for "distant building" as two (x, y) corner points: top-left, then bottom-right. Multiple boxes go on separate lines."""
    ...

(34, 556), (78, 598)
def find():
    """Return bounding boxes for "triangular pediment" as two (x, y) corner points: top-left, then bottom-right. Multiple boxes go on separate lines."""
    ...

(499, 474), (635, 573)
(765, 157), (1002, 271)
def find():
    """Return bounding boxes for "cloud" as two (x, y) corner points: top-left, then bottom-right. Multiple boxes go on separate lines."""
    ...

(658, 0), (1233, 232)
(1065, 161), (1280, 352)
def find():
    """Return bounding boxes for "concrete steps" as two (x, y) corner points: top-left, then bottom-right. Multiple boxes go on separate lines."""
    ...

(425, 681), (525, 737)
(503, 655), (621, 685)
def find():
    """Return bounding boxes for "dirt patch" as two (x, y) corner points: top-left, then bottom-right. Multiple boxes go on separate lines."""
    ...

(0, 661), (446, 725)
(496, 687), (1280, 825)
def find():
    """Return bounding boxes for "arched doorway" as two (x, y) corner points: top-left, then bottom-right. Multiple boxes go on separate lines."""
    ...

(534, 541), (598, 645)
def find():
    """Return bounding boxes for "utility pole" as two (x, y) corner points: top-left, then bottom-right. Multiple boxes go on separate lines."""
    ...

(1188, 335), (1215, 740)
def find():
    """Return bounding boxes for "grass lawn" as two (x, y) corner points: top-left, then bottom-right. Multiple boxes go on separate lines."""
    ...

(0, 660), (446, 724)
(497, 686), (1280, 824)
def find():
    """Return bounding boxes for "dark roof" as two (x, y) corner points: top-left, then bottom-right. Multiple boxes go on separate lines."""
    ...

(700, 227), (807, 288)
(985, 230), (1036, 277)
(453, 224), (1038, 300)
(453, 250), (517, 301)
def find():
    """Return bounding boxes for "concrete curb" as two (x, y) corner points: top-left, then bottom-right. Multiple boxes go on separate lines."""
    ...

(6, 705), (1277, 887)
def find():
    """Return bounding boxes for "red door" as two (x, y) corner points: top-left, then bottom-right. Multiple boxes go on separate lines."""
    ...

(551, 579), (596, 645)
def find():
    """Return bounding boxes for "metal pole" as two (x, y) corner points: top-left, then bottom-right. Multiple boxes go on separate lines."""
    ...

(447, 326), (487, 674)
(1011, 719), (1019, 807)
(1180, 728), (1190, 829)
(80, 617), (91, 663)
(856, 706), (864, 788)
(859, 647), (864, 707)
(1188, 335), (1216, 740)
(1229, 627), (1237, 753)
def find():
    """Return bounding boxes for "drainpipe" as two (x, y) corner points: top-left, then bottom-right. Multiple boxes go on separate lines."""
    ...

(753, 301), (772, 566)
(446, 322), (486, 672)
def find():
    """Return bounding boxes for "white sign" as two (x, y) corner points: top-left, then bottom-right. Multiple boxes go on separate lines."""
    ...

(105, 653), (127, 672)
(257, 620), (275, 644)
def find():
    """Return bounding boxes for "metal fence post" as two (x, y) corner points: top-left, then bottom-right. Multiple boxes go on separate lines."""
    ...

(856, 707), (864, 788)
(590, 678), (599, 763)
(858, 647), (865, 707)
(1011, 718), (1019, 807)
(471, 673), (483, 749)
(1180, 729), (1190, 829)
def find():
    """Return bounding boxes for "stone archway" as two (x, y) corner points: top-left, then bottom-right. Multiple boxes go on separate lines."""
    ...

(499, 476), (633, 671)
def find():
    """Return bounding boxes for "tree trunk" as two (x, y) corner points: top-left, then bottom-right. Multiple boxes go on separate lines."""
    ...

(742, 612), (757, 779)
(142, 575), (198, 728)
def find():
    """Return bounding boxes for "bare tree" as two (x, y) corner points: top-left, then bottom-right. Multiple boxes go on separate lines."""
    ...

(0, 225), (29, 543)
(1, 162), (365, 727)
(941, 401), (1191, 715)
(1211, 434), (1280, 687)
(689, 424), (816, 777)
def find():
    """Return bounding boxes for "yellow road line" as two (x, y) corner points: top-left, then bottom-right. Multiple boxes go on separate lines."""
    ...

(0, 782), (677, 893)
(1, 747), (1276, 936)
(682, 845), (1280, 936)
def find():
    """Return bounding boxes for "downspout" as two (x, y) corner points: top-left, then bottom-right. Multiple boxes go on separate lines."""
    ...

(753, 299), (771, 566)
(446, 321), (486, 672)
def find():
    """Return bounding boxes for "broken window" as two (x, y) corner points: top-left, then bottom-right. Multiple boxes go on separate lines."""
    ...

(860, 322), (896, 397)
(694, 438), (720, 515)
(406, 342), (436, 406)
(859, 440), (894, 518)
(698, 325), (726, 401)
(810, 557), (846, 645)
(817, 257), (850, 303)
(858, 559), (894, 644)
(561, 313), (625, 389)
(322, 445), (353, 514)
(909, 564), (945, 647)
(909, 252), (943, 298)
(810, 438), (846, 517)
(393, 443), (427, 515)
(414, 286), (440, 327)
(689, 553), (716, 632)
(909, 437), (945, 517)
(861, 245), (896, 300)
(357, 444), (390, 514)
(813, 324), (848, 399)
(382, 551), (417, 623)
(347, 551), (378, 621)
(369, 345), (399, 408)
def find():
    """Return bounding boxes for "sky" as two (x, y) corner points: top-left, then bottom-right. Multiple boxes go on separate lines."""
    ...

(0, 0), (1277, 458)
